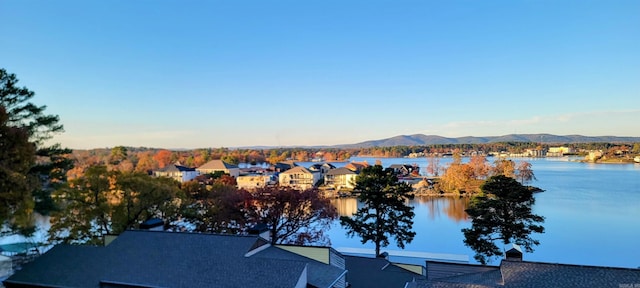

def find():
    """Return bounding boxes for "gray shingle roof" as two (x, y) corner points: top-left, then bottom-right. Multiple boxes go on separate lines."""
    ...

(4, 230), (345, 288)
(426, 261), (499, 280)
(4, 245), (108, 288)
(500, 260), (640, 288)
(197, 160), (238, 170)
(281, 166), (313, 175)
(156, 164), (196, 173)
(326, 167), (356, 176)
(255, 246), (345, 288)
(345, 255), (425, 288)
(410, 259), (640, 288)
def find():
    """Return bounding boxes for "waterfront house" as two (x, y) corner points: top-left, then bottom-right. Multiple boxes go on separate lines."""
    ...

(309, 162), (336, 179)
(278, 166), (321, 190)
(273, 160), (298, 172)
(586, 150), (603, 162)
(548, 146), (575, 157)
(237, 174), (276, 190)
(389, 164), (419, 177)
(3, 230), (347, 288)
(153, 163), (199, 183)
(197, 159), (240, 178)
(408, 246), (640, 288)
(325, 167), (358, 190)
(524, 148), (547, 157)
(344, 161), (370, 173)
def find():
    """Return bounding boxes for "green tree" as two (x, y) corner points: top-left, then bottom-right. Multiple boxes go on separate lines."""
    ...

(182, 182), (251, 234)
(0, 107), (37, 235)
(112, 172), (184, 232)
(221, 155), (239, 165)
(462, 175), (545, 264)
(49, 166), (183, 244)
(109, 146), (128, 165)
(340, 165), (416, 256)
(0, 68), (73, 234)
(49, 166), (112, 244)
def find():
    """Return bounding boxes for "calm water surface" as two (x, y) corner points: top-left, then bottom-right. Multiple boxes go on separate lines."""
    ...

(325, 157), (640, 268)
(2, 157), (638, 269)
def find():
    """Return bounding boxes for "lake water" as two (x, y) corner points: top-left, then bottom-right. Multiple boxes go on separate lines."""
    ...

(3, 156), (638, 269)
(324, 156), (640, 268)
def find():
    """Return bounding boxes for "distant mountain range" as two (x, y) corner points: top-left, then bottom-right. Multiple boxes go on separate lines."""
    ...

(337, 134), (640, 148)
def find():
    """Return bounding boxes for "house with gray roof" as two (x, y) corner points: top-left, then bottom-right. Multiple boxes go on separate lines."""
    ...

(153, 163), (198, 183)
(325, 167), (358, 190)
(197, 159), (240, 178)
(309, 163), (336, 178)
(408, 249), (640, 288)
(3, 230), (347, 288)
(389, 164), (419, 177)
(345, 255), (425, 288)
(273, 160), (298, 172)
(279, 166), (321, 190)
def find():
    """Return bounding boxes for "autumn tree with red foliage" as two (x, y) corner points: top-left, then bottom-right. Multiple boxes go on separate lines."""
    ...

(249, 186), (337, 245)
(153, 150), (173, 168)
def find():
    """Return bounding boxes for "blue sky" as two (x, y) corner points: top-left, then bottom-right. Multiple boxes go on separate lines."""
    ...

(2, 0), (639, 149)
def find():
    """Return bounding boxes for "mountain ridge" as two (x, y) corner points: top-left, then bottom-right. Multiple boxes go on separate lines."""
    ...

(335, 133), (640, 148)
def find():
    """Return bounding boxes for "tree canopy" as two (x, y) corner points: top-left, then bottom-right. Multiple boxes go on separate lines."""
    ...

(181, 179), (251, 234)
(49, 166), (184, 245)
(250, 186), (337, 245)
(462, 175), (545, 264)
(0, 68), (73, 235)
(0, 107), (37, 235)
(340, 165), (416, 256)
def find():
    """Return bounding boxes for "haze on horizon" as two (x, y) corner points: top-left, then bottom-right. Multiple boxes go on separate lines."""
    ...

(2, 1), (639, 150)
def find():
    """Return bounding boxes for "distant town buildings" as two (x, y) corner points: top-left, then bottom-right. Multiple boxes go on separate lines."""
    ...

(547, 146), (575, 157)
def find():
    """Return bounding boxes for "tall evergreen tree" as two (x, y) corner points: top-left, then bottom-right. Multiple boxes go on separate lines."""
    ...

(462, 175), (545, 264)
(0, 68), (73, 235)
(0, 107), (37, 235)
(340, 165), (416, 256)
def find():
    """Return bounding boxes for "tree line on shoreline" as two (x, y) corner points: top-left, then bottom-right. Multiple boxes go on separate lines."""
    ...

(71, 141), (639, 170)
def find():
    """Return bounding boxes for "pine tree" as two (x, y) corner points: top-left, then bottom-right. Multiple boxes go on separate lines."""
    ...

(0, 68), (73, 235)
(462, 175), (545, 264)
(340, 165), (416, 256)
(0, 107), (37, 235)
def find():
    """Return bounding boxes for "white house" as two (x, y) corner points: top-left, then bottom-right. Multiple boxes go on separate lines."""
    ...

(308, 163), (336, 179)
(153, 164), (199, 183)
(324, 167), (358, 190)
(197, 160), (240, 178)
(278, 166), (321, 190)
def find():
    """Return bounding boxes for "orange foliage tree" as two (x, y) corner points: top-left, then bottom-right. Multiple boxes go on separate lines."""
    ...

(153, 150), (173, 168)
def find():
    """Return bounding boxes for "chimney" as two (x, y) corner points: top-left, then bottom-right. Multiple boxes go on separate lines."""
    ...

(140, 218), (165, 231)
(505, 244), (523, 261)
